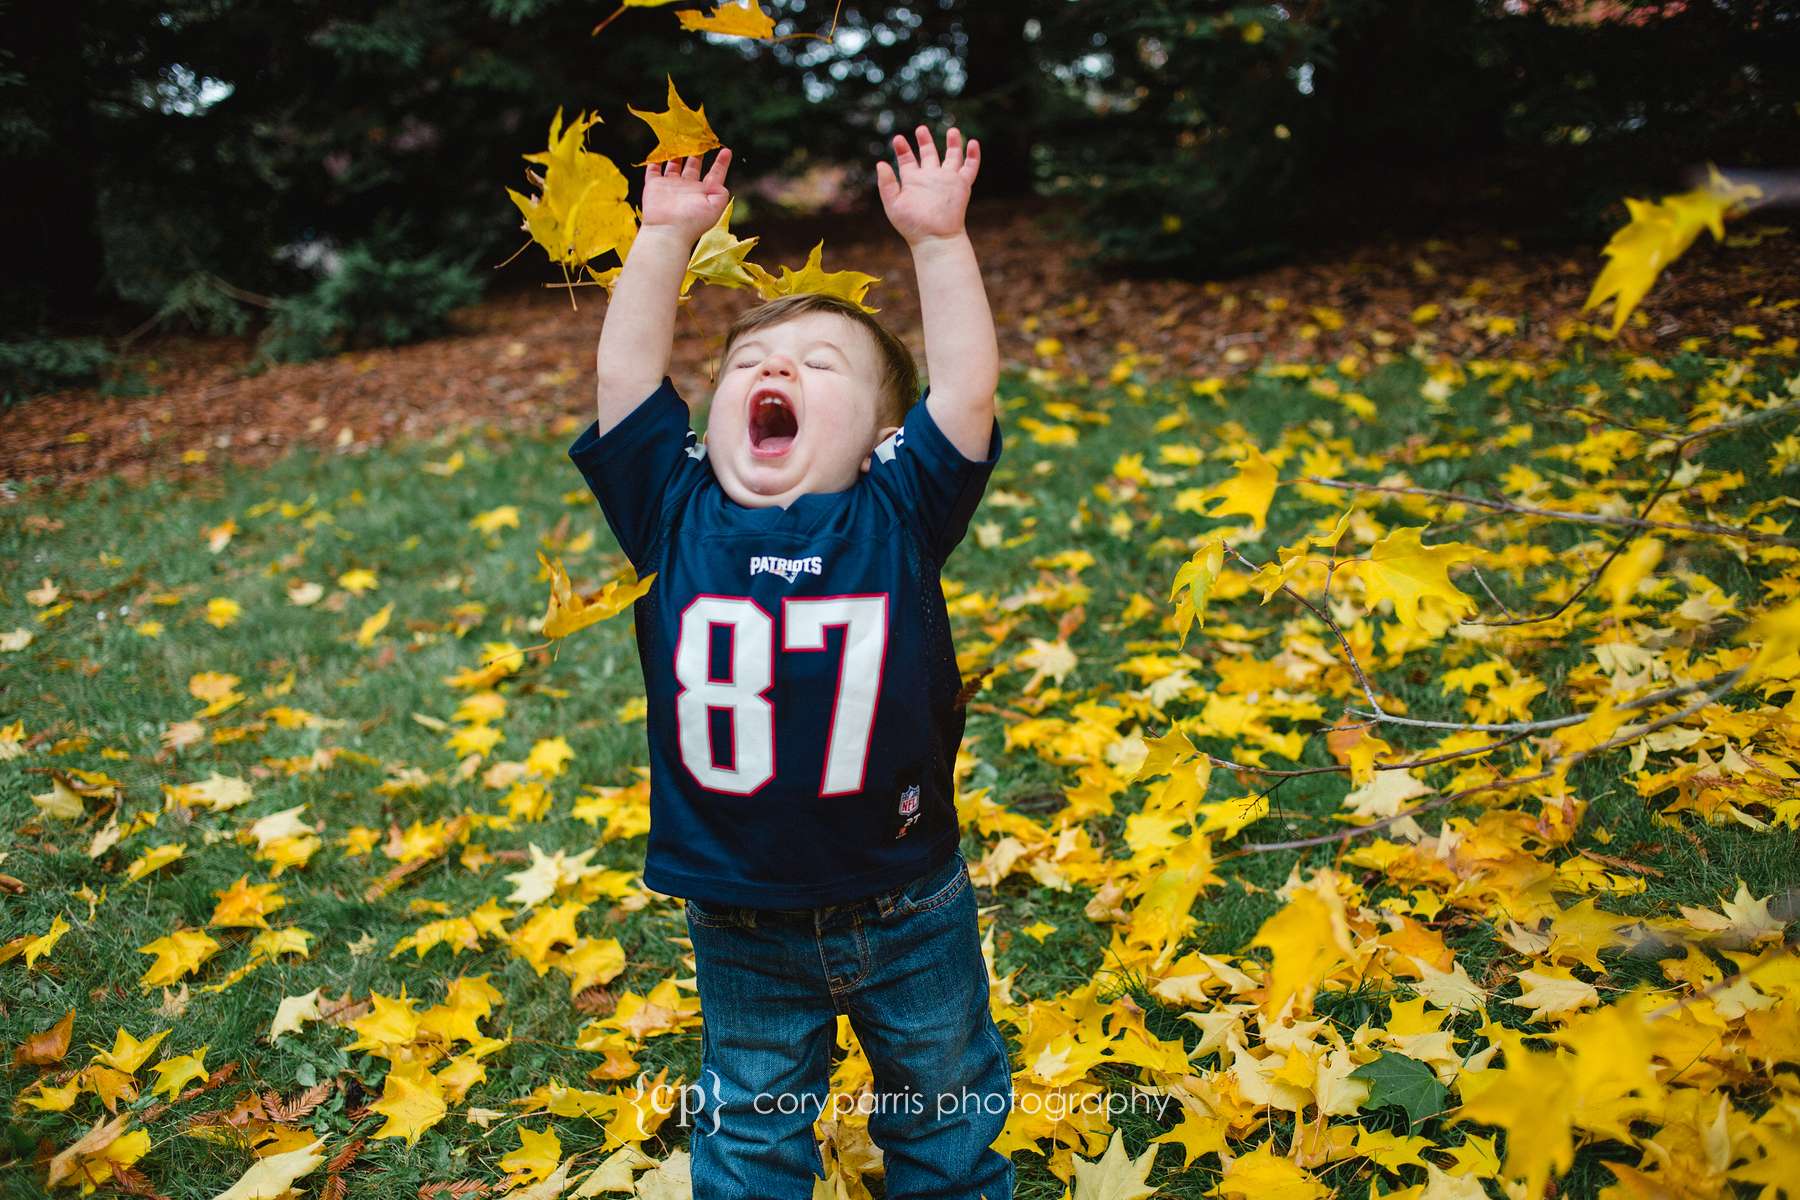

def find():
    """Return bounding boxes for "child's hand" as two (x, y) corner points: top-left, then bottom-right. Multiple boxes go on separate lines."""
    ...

(640, 148), (733, 243)
(876, 126), (980, 247)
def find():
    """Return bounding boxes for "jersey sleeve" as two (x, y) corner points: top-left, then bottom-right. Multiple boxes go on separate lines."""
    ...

(868, 386), (1004, 563)
(567, 377), (704, 570)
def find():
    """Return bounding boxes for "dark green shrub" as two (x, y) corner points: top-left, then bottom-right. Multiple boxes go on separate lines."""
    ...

(258, 246), (484, 363)
(0, 337), (115, 405)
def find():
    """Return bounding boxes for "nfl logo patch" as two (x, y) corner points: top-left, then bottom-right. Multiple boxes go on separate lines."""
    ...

(898, 784), (920, 816)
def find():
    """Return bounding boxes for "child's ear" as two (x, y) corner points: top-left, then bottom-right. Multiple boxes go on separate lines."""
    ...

(860, 424), (904, 473)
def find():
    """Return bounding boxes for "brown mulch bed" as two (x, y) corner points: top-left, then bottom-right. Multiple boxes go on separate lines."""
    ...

(4, 196), (1795, 496)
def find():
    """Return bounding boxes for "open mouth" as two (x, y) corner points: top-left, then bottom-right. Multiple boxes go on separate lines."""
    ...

(748, 388), (799, 457)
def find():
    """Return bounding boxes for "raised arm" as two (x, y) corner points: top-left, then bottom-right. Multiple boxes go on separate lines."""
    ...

(594, 148), (732, 437)
(876, 126), (999, 461)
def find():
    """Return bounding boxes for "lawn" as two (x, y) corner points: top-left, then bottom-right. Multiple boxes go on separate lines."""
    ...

(3, 336), (1798, 1198)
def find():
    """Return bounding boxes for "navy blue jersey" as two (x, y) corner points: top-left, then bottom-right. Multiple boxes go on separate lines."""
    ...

(568, 376), (1003, 908)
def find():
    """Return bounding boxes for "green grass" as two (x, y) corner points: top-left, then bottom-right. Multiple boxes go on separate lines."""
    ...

(3, 345), (1797, 1197)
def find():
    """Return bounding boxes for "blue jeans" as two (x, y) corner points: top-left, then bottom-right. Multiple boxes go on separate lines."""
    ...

(682, 847), (1016, 1199)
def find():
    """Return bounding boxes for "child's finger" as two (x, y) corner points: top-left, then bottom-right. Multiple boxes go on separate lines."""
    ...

(891, 133), (915, 168)
(963, 138), (980, 181)
(683, 155), (702, 178)
(705, 146), (733, 183)
(945, 127), (962, 168)
(914, 124), (939, 167)
(875, 159), (899, 203)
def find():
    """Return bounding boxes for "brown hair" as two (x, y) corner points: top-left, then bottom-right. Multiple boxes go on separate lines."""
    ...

(716, 293), (917, 434)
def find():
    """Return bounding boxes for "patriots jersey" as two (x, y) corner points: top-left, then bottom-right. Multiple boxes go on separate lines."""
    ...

(568, 376), (1003, 908)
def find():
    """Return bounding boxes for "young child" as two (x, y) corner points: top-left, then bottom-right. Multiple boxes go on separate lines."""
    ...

(568, 126), (1014, 1198)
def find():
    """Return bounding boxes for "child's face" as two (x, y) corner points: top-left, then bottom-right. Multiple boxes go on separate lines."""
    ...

(706, 311), (901, 509)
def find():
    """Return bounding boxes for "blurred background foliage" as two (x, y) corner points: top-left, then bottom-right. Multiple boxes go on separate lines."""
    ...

(3, 0), (1796, 394)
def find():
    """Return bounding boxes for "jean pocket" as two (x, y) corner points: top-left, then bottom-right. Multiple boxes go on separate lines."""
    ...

(891, 849), (969, 918)
(685, 896), (745, 929)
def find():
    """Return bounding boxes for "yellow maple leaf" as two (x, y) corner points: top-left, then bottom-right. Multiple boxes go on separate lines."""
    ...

(208, 876), (287, 929)
(509, 108), (636, 272)
(627, 76), (721, 166)
(204, 597), (241, 628)
(499, 1124), (563, 1183)
(1342, 525), (1479, 629)
(1013, 637), (1078, 694)
(354, 601), (394, 647)
(1456, 1047), (1578, 1196)
(469, 504), (521, 535)
(337, 567), (379, 594)
(526, 735), (576, 779)
(137, 929), (222, 990)
(369, 1058), (448, 1144)
(89, 1027), (172, 1073)
(1597, 536), (1663, 615)
(1069, 1127), (1160, 1198)
(1742, 596), (1800, 684)
(1169, 537), (1226, 649)
(346, 989), (423, 1057)
(744, 240), (881, 312)
(539, 553), (655, 640)
(676, 0), (776, 39)
(1249, 884), (1353, 1016)
(1195, 444), (1280, 533)
(1209, 1139), (1331, 1200)
(149, 1047), (209, 1098)
(669, 0), (766, 39)
(681, 197), (759, 296)
(1584, 165), (1762, 334)
(123, 844), (186, 882)
(270, 988), (324, 1041)
(212, 1137), (326, 1200)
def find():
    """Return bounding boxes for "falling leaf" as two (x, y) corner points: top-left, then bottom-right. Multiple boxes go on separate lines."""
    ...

(539, 553), (655, 639)
(1584, 165), (1762, 333)
(676, 0), (776, 39)
(744, 240), (881, 312)
(627, 76), (721, 166)
(682, 197), (759, 295)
